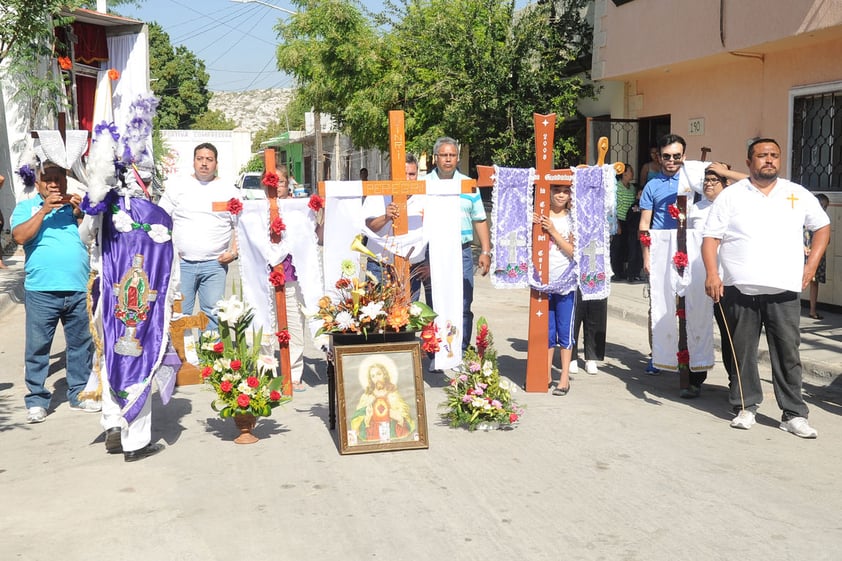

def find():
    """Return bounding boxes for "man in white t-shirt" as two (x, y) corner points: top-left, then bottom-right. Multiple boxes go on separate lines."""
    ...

(702, 138), (830, 438)
(159, 143), (239, 329)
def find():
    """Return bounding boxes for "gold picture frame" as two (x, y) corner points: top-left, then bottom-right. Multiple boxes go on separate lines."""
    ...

(334, 341), (428, 454)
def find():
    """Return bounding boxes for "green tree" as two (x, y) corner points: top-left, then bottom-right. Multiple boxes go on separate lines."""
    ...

(147, 22), (211, 129)
(191, 109), (237, 130)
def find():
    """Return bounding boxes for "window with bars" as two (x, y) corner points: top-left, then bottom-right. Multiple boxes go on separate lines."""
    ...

(791, 90), (842, 191)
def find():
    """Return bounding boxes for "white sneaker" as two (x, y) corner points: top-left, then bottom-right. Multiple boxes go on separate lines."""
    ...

(69, 399), (102, 413)
(27, 407), (47, 423)
(779, 417), (818, 439)
(730, 409), (756, 430)
(568, 360), (579, 374)
(585, 360), (598, 375)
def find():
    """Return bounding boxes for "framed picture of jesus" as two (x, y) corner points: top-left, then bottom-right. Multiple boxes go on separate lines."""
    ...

(334, 341), (428, 455)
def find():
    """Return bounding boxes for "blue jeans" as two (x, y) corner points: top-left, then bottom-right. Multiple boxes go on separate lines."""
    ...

(179, 259), (228, 330)
(24, 290), (93, 409)
(462, 245), (474, 351)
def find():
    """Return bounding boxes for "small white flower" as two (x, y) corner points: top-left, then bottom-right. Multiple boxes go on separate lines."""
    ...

(237, 381), (254, 395)
(112, 210), (134, 233)
(498, 379), (510, 391)
(481, 360), (493, 377)
(471, 397), (486, 409)
(147, 223), (171, 243)
(257, 355), (278, 374)
(213, 358), (231, 372)
(335, 311), (355, 331)
(409, 303), (422, 317)
(359, 301), (385, 320)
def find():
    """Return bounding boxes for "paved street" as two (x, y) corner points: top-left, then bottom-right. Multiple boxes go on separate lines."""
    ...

(1, 272), (841, 561)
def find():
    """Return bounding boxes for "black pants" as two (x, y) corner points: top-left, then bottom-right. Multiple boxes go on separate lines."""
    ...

(572, 290), (607, 361)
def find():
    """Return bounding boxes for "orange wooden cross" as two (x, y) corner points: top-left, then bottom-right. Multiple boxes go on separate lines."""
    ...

(478, 117), (618, 393)
(319, 110), (478, 300)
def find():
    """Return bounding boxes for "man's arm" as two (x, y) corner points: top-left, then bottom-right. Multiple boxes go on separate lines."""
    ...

(803, 224), (830, 290)
(639, 209), (653, 273)
(474, 219), (491, 276)
(702, 237), (723, 303)
(12, 196), (64, 245)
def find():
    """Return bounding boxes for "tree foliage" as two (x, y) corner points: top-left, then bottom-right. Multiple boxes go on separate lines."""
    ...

(147, 22), (211, 129)
(274, 0), (594, 168)
(191, 109), (237, 130)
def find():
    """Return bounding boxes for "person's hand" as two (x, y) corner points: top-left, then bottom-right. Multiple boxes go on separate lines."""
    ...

(802, 265), (818, 291)
(385, 202), (399, 221)
(217, 250), (238, 264)
(478, 252), (491, 276)
(415, 263), (430, 281)
(40, 192), (65, 214)
(642, 254), (650, 274)
(705, 272), (724, 303)
(804, 246), (811, 257)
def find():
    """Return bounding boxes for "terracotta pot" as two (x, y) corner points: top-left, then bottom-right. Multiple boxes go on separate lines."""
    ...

(233, 413), (259, 444)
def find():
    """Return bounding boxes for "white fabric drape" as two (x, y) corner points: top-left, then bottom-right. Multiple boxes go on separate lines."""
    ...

(649, 229), (714, 372)
(107, 30), (150, 151)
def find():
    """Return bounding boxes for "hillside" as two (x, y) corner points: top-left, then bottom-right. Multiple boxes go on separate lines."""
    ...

(209, 88), (295, 132)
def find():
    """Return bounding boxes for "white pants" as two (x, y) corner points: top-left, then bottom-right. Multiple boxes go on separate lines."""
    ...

(100, 370), (152, 453)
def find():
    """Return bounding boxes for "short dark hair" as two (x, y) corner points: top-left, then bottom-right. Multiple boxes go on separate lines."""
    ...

(658, 134), (686, 152)
(406, 153), (418, 166)
(194, 142), (218, 158)
(747, 137), (780, 159)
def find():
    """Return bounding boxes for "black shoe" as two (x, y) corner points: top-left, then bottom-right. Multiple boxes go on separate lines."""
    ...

(124, 442), (165, 463)
(104, 427), (123, 454)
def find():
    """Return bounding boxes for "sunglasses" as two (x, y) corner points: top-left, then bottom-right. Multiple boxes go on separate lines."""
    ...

(661, 153), (683, 161)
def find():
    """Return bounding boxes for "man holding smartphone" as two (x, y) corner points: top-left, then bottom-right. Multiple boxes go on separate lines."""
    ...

(11, 159), (97, 423)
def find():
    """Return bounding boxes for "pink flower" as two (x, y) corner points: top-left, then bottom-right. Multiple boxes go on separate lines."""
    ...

(509, 412), (519, 423)
(468, 362), (480, 372)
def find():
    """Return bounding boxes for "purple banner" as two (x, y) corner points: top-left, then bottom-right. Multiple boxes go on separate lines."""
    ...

(101, 196), (173, 424)
(491, 167), (532, 288)
(572, 166), (612, 300)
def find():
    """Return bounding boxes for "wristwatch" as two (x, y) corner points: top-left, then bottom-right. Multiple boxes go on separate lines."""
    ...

(480, 250), (492, 257)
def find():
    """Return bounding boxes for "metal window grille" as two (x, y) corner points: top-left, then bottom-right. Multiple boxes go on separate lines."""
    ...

(792, 91), (842, 191)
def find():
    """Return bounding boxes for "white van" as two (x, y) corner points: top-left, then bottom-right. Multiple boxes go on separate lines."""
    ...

(236, 172), (265, 200)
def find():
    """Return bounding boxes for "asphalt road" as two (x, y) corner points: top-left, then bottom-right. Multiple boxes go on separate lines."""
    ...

(1, 275), (841, 561)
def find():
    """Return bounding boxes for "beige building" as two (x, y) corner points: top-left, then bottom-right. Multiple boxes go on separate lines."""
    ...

(589, 0), (842, 307)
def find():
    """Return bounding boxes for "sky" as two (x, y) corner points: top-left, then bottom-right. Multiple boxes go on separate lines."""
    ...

(118, 0), (388, 92)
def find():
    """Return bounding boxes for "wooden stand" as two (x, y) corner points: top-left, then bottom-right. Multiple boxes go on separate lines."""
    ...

(169, 299), (209, 386)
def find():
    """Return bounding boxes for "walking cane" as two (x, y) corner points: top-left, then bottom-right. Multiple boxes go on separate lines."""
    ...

(716, 300), (746, 413)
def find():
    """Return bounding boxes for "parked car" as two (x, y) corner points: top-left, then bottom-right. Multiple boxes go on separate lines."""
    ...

(236, 172), (265, 200)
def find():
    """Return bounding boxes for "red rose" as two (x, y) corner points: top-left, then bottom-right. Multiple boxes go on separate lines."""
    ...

(676, 308), (686, 319)
(668, 204), (681, 219)
(308, 194), (324, 212)
(231, 359), (242, 371)
(262, 172), (279, 189)
(270, 390), (282, 401)
(509, 412), (519, 423)
(335, 278), (350, 289)
(677, 349), (691, 365)
(58, 56), (72, 70)
(270, 216), (286, 235)
(246, 376), (259, 388)
(638, 231), (651, 247)
(220, 380), (233, 392)
(213, 342), (224, 353)
(237, 394), (250, 408)
(227, 197), (243, 215)
(269, 270), (286, 287)
(672, 251), (689, 269)
(276, 329), (291, 345)
(201, 366), (213, 378)
(107, 68), (120, 80)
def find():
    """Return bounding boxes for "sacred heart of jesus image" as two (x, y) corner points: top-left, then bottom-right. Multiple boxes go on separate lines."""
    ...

(113, 254), (157, 357)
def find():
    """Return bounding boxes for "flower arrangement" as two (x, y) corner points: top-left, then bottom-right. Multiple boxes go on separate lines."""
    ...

(198, 294), (290, 418)
(442, 318), (522, 431)
(315, 236), (439, 353)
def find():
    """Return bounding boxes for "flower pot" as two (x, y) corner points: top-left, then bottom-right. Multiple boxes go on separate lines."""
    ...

(233, 413), (259, 444)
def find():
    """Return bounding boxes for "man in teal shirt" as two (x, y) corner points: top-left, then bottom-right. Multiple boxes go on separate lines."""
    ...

(427, 137), (492, 351)
(11, 161), (96, 423)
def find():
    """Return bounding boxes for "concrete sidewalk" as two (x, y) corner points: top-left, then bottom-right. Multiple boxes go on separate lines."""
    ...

(607, 277), (842, 384)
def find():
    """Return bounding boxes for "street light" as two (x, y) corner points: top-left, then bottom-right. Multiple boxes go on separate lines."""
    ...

(229, 0), (296, 15)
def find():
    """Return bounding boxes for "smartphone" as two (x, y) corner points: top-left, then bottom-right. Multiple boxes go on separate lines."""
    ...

(59, 194), (73, 205)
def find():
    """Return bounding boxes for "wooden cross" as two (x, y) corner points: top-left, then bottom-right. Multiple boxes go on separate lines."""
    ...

(264, 148), (294, 397)
(319, 110), (478, 299)
(477, 119), (619, 393)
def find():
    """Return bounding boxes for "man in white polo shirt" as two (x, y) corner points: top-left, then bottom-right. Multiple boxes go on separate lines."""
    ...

(702, 138), (830, 438)
(159, 143), (238, 330)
